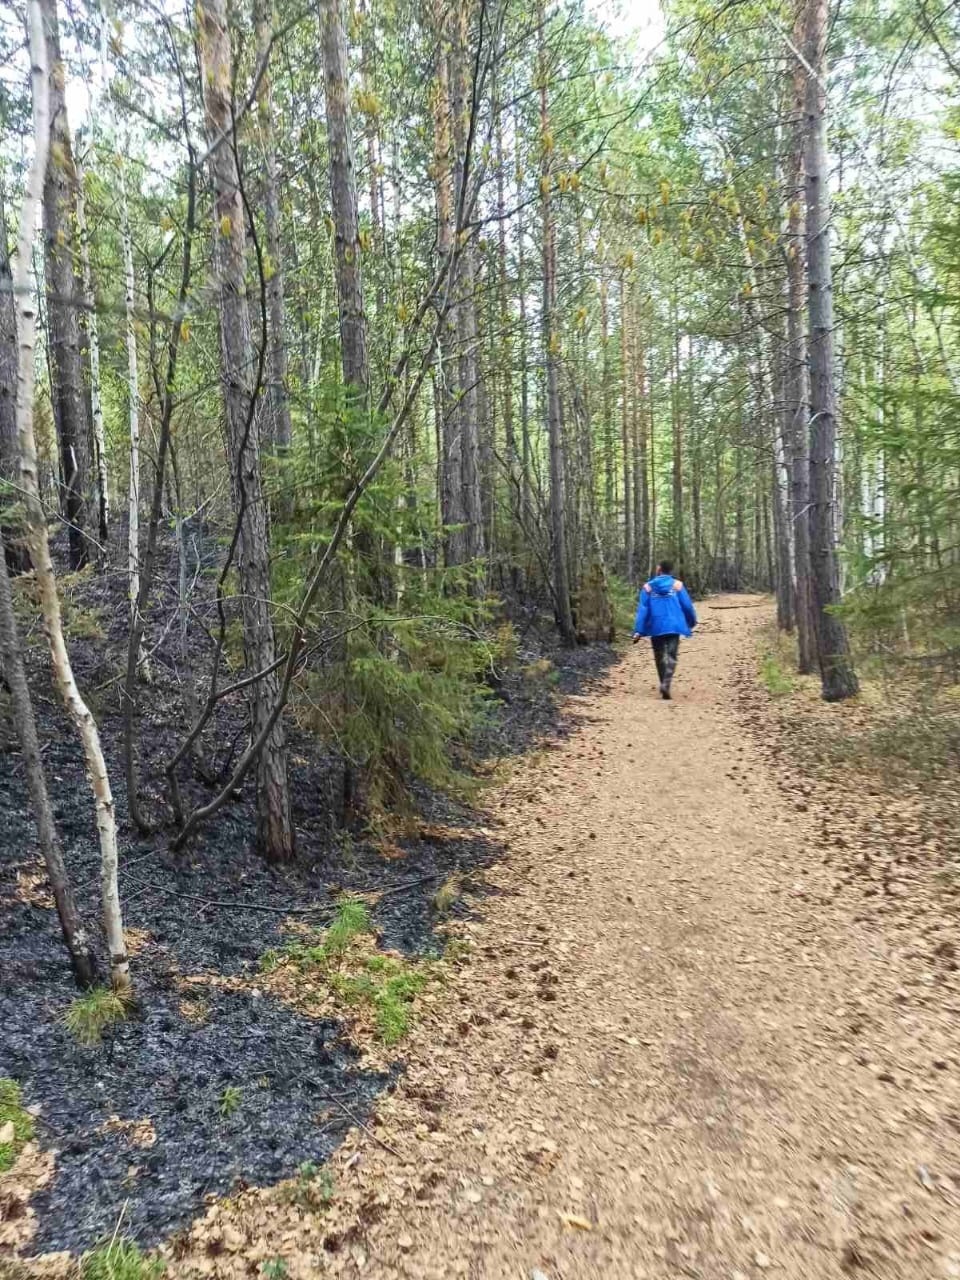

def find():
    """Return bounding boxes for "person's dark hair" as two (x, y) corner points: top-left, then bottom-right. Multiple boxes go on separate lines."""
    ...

(658, 559), (673, 575)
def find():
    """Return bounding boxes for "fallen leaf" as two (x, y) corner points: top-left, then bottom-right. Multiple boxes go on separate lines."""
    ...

(558, 1212), (593, 1231)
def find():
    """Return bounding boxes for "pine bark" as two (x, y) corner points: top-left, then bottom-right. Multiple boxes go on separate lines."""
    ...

(787, 36), (818, 674)
(801, 0), (859, 700)
(199, 0), (294, 859)
(321, 0), (369, 398)
(432, 18), (467, 567)
(539, 4), (576, 646)
(450, 5), (486, 574)
(40, 0), (91, 570)
(255, 0), (293, 450)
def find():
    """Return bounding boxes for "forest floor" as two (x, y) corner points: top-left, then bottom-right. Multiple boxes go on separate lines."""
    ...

(5, 594), (960, 1278)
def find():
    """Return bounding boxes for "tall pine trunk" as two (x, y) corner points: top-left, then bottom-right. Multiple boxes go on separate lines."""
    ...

(255, 0), (293, 450)
(450, 5), (486, 576)
(800, 0), (858, 700)
(539, 1), (576, 645)
(41, 0), (92, 569)
(432, 15), (467, 567)
(199, 0), (294, 859)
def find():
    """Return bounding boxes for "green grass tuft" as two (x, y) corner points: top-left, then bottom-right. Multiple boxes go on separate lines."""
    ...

(760, 652), (794, 698)
(63, 988), (130, 1048)
(218, 1085), (242, 1118)
(81, 1239), (163, 1280)
(0, 1079), (35, 1172)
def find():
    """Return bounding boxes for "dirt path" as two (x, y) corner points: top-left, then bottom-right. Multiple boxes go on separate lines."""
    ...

(173, 596), (960, 1280)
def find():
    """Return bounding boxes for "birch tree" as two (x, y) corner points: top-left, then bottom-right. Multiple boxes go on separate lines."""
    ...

(15, 0), (130, 993)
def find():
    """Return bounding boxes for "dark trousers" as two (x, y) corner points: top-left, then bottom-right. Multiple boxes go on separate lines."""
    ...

(651, 634), (680, 691)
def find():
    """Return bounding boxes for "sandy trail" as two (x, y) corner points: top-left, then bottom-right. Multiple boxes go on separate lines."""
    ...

(348, 595), (959, 1279)
(172, 596), (959, 1280)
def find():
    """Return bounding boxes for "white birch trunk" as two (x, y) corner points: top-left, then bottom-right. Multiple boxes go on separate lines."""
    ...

(120, 171), (149, 682)
(75, 156), (109, 543)
(15, 0), (130, 993)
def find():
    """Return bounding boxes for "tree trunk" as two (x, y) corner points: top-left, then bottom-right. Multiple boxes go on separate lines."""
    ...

(255, 0), (293, 450)
(15, 0), (129, 991)
(539, 2), (576, 646)
(74, 155), (109, 547)
(0, 525), (98, 986)
(321, 0), (369, 398)
(450, 5), (486, 575)
(0, 192), (24, 572)
(199, 0), (294, 859)
(432, 14), (467, 568)
(120, 174), (149, 683)
(619, 272), (633, 580)
(786, 41), (817, 673)
(40, 0), (91, 570)
(801, 0), (858, 700)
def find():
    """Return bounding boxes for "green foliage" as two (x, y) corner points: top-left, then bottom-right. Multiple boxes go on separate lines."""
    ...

(63, 988), (129, 1047)
(607, 575), (639, 638)
(260, 897), (371, 973)
(261, 1261), (288, 1280)
(329, 954), (429, 1045)
(0, 1079), (35, 1172)
(218, 1085), (242, 1118)
(320, 897), (371, 964)
(282, 1162), (336, 1211)
(760, 652), (793, 698)
(81, 1239), (163, 1280)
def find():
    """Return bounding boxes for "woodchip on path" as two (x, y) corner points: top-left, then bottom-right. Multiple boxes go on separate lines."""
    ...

(173, 595), (960, 1280)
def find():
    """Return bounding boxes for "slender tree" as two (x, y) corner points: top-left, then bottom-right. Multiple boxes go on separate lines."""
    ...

(15, 0), (130, 992)
(799, 0), (859, 700)
(198, 0), (295, 859)
(40, 0), (92, 569)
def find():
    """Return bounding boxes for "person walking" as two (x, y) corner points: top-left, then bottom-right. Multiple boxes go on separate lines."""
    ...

(632, 560), (697, 699)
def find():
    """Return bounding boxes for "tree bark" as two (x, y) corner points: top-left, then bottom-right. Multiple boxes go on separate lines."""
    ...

(321, 0), (369, 398)
(450, 4), (486, 576)
(786, 35), (818, 674)
(0, 524), (98, 986)
(801, 0), (858, 700)
(0, 192), (24, 572)
(74, 155), (109, 546)
(15, 0), (129, 991)
(619, 272), (633, 580)
(433, 14), (467, 567)
(40, 0), (91, 570)
(539, 2), (576, 646)
(199, 0), (294, 859)
(255, 0), (293, 450)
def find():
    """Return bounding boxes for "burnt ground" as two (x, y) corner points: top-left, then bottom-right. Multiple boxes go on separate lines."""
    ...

(0, 529), (617, 1256)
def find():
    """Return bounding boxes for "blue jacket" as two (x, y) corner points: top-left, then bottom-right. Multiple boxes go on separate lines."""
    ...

(634, 574), (698, 638)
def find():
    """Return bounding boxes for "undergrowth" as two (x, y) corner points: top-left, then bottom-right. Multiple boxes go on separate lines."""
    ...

(760, 651), (794, 697)
(259, 898), (434, 1044)
(0, 1078), (35, 1172)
